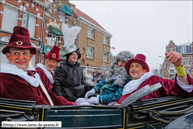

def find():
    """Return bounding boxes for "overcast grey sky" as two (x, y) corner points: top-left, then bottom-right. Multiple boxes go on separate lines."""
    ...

(70, 1), (192, 71)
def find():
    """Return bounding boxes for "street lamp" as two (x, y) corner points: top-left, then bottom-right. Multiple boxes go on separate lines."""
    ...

(156, 63), (159, 76)
(158, 56), (165, 58)
(158, 56), (167, 78)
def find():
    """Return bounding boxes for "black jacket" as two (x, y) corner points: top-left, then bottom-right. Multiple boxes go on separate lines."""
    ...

(53, 61), (91, 102)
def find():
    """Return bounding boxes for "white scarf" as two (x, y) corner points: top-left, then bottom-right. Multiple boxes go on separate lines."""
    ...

(0, 62), (40, 87)
(36, 63), (54, 84)
(122, 72), (154, 95)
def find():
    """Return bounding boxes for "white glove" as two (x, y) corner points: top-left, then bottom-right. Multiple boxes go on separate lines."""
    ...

(85, 89), (96, 100)
(107, 101), (117, 106)
(87, 95), (99, 104)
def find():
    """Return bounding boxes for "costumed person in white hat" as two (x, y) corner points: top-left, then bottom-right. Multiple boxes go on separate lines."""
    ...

(0, 26), (75, 105)
(115, 52), (193, 106)
(53, 24), (93, 102)
(75, 51), (134, 105)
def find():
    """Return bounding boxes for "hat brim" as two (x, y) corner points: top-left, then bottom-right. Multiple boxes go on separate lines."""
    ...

(63, 48), (81, 59)
(44, 54), (61, 62)
(2, 45), (37, 55)
(125, 58), (150, 76)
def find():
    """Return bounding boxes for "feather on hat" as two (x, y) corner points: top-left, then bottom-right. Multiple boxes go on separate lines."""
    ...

(61, 23), (81, 59)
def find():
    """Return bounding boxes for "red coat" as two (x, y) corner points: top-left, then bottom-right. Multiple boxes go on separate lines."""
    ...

(35, 68), (54, 90)
(0, 73), (76, 105)
(35, 68), (76, 105)
(118, 75), (193, 104)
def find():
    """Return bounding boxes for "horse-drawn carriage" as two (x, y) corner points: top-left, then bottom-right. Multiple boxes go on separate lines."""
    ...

(1, 94), (193, 129)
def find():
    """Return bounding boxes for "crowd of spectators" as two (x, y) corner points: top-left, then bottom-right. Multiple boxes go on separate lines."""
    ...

(84, 70), (107, 86)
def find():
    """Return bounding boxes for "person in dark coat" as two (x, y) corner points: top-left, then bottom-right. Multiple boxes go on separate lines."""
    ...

(53, 49), (92, 102)
(96, 70), (101, 77)
(92, 72), (98, 82)
(99, 72), (106, 82)
(53, 23), (92, 102)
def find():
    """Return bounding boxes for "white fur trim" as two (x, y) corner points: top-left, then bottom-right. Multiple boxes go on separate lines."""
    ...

(122, 72), (154, 95)
(108, 101), (117, 106)
(36, 63), (54, 84)
(0, 63), (40, 87)
(176, 76), (193, 92)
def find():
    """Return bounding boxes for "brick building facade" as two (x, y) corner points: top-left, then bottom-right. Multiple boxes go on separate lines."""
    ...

(0, 0), (46, 65)
(43, 0), (76, 61)
(0, 0), (112, 73)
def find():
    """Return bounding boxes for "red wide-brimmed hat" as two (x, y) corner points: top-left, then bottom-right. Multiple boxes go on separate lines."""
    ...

(2, 26), (36, 54)
(125, 54), (150, 75)
(44, 45), (61, 62)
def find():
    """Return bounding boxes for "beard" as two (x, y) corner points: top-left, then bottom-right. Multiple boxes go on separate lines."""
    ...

(113, 64), (125, 76)
(106, 64), (128, 87)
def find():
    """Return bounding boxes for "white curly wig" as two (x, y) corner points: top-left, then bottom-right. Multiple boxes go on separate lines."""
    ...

(105, 51), (134, 86)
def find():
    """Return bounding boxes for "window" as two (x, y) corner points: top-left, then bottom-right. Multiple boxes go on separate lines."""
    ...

(47, 33), (58, 46)
(185, 69), (190, 74)
(170, 63), (174, 66)
(87, 28), (94, 39)
(181, 47), (186, 54)
(170, 70), (174, 73)
(30, 54), (36, 66)
(60, 11), (66, 23)
(103, 52), (108, 62)
(169, 48), (173, 52)
(87, 46), (93, 58)
(185, 58), (189, 65)
(31, 42), (37, 48)
(0, 44), (8, 63)
(103, 36), (108, 45)
(2, 6), (18, 32)
(28, 14), (36, 38)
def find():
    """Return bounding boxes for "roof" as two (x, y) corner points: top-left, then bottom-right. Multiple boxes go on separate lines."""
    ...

(177, 43), (192, 46)
(72, 7), (106, 31)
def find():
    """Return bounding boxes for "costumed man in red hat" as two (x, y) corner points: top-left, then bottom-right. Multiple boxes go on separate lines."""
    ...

(36, 45), (61, 90)
(53, 23), (93, 102)
(0, 26), (75, 105)
(114, 52), (193, 105)
(35, 45), (76, 105)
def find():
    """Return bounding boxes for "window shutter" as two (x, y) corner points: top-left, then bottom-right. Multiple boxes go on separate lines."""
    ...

(2, 6), (18, 32)
(175, 46), (179, 52)
(187, 45), (191, 53)
(28, 15), (36, 38)
(103, 52), (107, 61)
(186, 46), (189, 53)
(179, 46), (181, 53)
(86, 48), (89, 57)
(91, 48), (93, 58)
